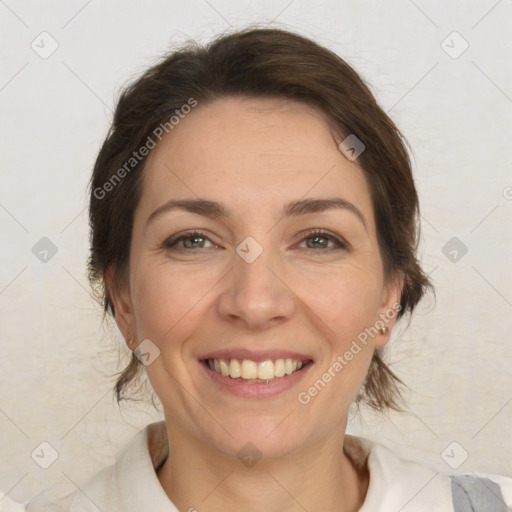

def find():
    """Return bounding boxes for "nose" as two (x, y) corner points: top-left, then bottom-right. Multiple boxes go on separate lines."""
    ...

(216, 240), (296, 330)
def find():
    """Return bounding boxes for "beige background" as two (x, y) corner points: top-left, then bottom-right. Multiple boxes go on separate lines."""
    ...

(1, 0), (511, 504)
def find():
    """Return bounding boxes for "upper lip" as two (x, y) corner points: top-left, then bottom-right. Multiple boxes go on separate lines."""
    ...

(199, 349), (313, 363)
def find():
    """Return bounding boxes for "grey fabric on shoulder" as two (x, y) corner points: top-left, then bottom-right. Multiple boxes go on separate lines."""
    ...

(451, 474), (511, 511)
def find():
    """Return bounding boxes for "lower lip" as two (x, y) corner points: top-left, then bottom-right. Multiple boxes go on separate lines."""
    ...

(200, 360), (314, 398)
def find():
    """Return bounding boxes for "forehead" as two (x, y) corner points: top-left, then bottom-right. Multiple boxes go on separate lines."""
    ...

(140, 97), (375, 225)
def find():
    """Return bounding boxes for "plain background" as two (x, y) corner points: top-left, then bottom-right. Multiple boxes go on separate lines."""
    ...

(1, 0), (511, 504)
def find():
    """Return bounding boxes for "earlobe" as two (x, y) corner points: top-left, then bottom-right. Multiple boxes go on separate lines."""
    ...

(105, 267), (135, 347)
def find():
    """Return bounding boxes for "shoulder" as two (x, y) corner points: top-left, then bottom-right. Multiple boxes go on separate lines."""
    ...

(66, 421), (171, 511)
(66, 425), (152, 511)
(4, 421), (170, 512)
(0, 467), (116, 512)
(20, 426), (155, 511)
(346, 435), (512, 511)
(0, 490), (26, 512)
(1, 484), (77, 511)
(450, 471), (512, 511)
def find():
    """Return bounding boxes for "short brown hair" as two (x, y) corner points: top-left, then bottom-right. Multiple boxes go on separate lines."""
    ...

(88, 26), (433, 412)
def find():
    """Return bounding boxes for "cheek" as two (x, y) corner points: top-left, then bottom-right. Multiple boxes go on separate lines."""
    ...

(131, 260), (215, 341)
(131, 256), (383, 334)
(300, 263), (383, 334)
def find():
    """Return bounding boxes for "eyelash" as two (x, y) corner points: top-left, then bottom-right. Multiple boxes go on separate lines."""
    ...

(163, 229), (348, 253)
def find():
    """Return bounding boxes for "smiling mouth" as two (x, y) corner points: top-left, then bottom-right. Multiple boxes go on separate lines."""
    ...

(202, 357), (313, 383)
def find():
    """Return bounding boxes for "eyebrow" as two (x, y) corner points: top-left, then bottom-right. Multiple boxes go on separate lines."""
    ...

(146, 197), (368, 231)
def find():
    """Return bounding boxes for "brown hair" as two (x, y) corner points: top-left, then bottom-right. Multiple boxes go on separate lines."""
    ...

(88, 26), (433, 412)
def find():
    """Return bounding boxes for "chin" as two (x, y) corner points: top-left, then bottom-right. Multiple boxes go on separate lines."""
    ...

(201, 415), (305, 462)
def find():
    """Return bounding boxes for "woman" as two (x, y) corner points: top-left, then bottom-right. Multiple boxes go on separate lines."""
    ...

(11, 26), (512, 511)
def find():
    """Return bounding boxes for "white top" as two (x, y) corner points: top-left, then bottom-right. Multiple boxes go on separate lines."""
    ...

(3, 421), (512, 511)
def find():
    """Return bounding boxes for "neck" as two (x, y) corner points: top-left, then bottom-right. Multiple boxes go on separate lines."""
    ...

(156, 420), (369, 512)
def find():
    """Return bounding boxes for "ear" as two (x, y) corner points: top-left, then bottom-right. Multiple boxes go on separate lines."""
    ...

(105, 267), (136, 349)
(374, 270), (405, 348)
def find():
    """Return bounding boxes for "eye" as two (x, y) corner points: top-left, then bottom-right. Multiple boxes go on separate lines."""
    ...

(163, 230), (216, 251)
(163, 228), (348, 253)
(297, 229), (348, 252)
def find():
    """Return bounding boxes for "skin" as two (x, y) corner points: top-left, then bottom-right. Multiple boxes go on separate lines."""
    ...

(109, 97), (404, 512)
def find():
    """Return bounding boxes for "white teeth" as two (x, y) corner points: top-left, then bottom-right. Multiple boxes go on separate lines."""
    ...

(257, 360), (274, 380)
(241, 360), (258, 379)
(284, 358), (295, 375)
(229, 359), (241, 378)
(206, 357), (308, 381)
(219, 360), (230, 376)
(274, 359), (286, 377)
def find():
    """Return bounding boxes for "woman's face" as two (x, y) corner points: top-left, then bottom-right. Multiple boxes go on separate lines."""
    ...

(111, 97), (402, 459)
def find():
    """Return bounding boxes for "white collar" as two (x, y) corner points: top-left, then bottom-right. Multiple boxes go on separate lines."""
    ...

(72, 421), (454, 511)
(357, 440), (453, 510)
